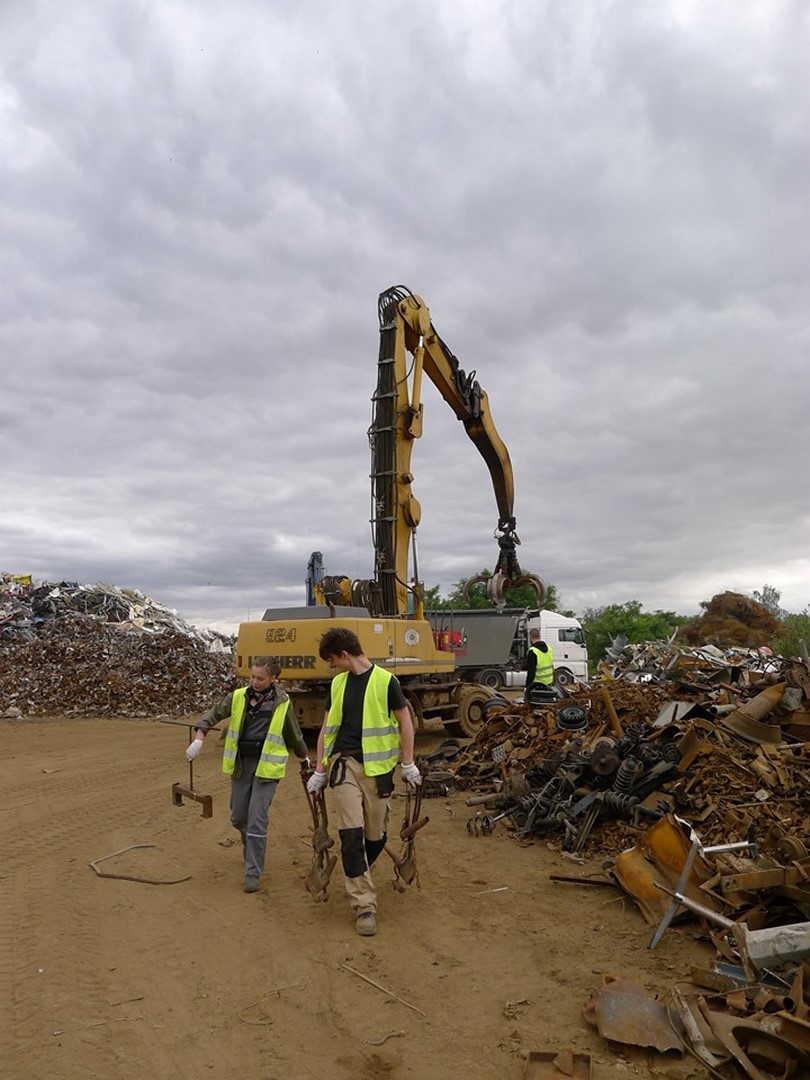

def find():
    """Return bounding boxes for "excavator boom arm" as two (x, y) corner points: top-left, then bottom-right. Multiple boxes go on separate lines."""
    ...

(371, 286), (543, 615)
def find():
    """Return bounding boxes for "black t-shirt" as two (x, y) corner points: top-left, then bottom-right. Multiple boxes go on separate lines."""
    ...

(328, 666), (407, 759)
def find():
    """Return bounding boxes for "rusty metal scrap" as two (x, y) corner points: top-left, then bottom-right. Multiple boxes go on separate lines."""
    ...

(1, 577), (238, 717)
(453, 678), (810, 861)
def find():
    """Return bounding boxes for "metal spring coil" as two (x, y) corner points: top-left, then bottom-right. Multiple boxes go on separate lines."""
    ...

(613, 757), (642, 792)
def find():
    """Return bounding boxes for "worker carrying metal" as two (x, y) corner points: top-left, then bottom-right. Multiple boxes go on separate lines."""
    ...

(525, 628), (554, 693)
(306, 627), (422, 937)
(185, 656), (311, 894)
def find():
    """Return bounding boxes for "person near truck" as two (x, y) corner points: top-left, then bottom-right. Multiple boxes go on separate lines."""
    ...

(306, 626), (422, 938)
(185, 656), (310, 894)
(525, 628), (554, 692)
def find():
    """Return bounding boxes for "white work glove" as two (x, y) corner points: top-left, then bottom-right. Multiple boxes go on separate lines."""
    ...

(307, 771), (327, 794)
(185, 738), (204, 762)
(401, 762), (422, 786)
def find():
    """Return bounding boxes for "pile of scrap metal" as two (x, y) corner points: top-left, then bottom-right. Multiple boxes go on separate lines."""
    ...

(0, 576), (238, 718)
(586, 813), (810, 1079)
(0, 575), (232, 649)
(453, 674), (810, 860)
(598, 636), (801, 690)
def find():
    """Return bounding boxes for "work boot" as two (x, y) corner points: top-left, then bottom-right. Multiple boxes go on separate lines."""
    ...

(244, 874), (260, 893)
(355, 911), (377, 937)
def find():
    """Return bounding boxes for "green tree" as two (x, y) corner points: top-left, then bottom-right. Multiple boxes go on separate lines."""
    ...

(772, 610), (810, 659)
(580, 601), (688, 667)
(422, 583), (444, 608)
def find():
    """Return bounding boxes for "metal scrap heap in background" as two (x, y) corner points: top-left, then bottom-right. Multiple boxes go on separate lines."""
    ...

(452, 647), (810, 861)
(0, 575), (238, 717)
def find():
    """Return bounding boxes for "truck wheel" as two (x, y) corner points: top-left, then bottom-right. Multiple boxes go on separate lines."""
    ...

(555, 668), (574, 686)
(445, 684), (497, 739)
(478, 668), (504, 691)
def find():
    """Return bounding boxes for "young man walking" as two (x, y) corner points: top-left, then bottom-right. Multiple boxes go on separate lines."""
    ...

(306, 627), (421, 936)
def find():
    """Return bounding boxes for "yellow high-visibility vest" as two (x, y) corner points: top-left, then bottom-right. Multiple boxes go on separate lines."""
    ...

(529, 645), (554, 685)
(222, 687), (291, 779)
(322, 666), (400, 776)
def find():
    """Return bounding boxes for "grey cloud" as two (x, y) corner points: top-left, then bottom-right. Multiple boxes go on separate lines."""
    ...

(2, 0), (809, 632)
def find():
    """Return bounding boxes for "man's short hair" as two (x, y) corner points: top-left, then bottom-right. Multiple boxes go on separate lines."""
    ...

(318, 627), (363, 660)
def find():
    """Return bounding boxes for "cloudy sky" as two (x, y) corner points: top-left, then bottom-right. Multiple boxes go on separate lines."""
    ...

(2, 0), (808, 634)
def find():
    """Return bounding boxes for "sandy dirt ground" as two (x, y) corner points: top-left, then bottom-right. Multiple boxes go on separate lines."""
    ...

(1, 715), (714, 1080)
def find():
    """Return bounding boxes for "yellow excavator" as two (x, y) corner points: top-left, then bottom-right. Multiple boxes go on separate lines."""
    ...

(234, 286), (544, 736)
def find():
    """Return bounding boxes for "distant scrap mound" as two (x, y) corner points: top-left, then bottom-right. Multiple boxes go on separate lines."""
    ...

(0, 576), (240, 717)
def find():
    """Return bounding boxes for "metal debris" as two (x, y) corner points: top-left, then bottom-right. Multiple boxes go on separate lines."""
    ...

(452, 674), (810, 861)
(1, 574), (238, 716)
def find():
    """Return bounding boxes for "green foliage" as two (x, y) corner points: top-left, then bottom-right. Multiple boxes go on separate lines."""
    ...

(432, 572), (557, 611)
(579, 600), (688, 666)
(422, 584), (444, 609)
(772, 610), (810, 659)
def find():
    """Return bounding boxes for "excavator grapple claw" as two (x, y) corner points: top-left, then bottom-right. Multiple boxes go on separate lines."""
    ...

(462, 570), (545, 611)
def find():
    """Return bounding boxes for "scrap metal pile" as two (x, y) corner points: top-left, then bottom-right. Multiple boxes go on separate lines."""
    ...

(451, 652), (810, 862)
(583, 812), (810, 1078)
(0, 576), (238, 717)
(451, 648), (810, 1077)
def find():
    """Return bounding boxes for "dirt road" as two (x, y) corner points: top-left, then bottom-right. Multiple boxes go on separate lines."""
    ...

(1, 715), (710, 1079)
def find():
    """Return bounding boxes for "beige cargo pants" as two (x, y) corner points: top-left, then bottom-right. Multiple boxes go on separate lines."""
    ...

(330, 756), (390, 914)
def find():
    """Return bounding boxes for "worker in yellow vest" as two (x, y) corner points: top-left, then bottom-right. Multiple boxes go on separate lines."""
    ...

(525, 628), (554, 693)
(307, 627), (421, 938)
(185, 656), (310, 894)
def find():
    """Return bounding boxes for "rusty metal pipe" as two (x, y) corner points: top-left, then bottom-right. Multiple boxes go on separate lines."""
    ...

(600, 686), (624, 738)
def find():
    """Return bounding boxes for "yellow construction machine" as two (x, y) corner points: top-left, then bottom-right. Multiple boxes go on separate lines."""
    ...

(235, 286), (544, 736)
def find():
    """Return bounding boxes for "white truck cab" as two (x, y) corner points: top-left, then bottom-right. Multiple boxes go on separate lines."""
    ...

(524, 611), (589, 685)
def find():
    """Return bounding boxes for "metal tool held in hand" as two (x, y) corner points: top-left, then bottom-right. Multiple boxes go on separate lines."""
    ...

(161, 718), (213, 818)
(387, 774), (429, 888)
(300, 762), (337, 903)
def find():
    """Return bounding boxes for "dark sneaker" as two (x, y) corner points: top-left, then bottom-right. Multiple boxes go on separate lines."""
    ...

(244, 875), (260, 893)
(355, 911), (377, 936)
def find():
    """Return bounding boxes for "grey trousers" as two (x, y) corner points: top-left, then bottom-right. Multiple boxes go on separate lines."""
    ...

(230, 759), (279, 878)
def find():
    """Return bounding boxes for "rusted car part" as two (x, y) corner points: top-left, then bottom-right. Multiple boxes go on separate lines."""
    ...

(648, 828), (758, 948)
(582, 975), (683, 1053)
(717, 682), (788, 745)
(614, 814), (724, 925)
(300, 766), (337, 903)
(669, 965), (810, 1078)
(414, 738), (461, 798)
(162, 719), (214, 818)
(668, 986), (729, 1071)
(387, 780), (429, 888)
(702, 1008), (810, 1080)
